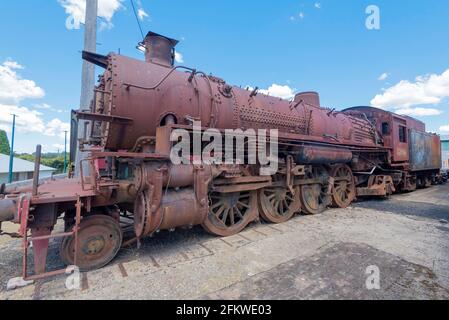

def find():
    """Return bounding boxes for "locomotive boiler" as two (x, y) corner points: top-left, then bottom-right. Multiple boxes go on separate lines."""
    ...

(0, 31), (444, 280)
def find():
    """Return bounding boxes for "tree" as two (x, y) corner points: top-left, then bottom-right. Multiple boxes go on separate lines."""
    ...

(16, 153), (66, 174)
(0, 130), (10, 155)
(42, 157), (65, 173)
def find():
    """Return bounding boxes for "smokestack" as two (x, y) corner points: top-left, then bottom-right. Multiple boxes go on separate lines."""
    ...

(143, 31), (179, 67)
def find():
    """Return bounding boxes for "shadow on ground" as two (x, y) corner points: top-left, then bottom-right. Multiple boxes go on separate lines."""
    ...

(354, 198), (449, 221)
(204, 242), (449, 300)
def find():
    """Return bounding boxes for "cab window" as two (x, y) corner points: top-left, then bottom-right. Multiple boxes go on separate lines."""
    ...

(399, 125), (407, 143)
(382, 122), (390, 135)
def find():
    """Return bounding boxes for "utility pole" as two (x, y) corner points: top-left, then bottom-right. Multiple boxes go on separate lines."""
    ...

(8, 114), (17, 184)
(75, 0), (98, 177)
(64, 131), (68, 174)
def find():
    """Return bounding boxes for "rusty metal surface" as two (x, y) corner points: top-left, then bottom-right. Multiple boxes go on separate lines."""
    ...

(202, 190), (258, 237)
(27, 179), (96, 204)
(142, 31), (178, 67)
(60, 214), (122, 272)
(0, 30), (445, 282)
(392, 116), (409, 162)
(259, 184), (301, 224)
(299, 166), (331, 215)
(76, 111), (133, 124)
(409, 130), (442, 171)
(158, 188), (205, 231)
(294, 91), (320, 106)
(356, 175), (395, 197)
(296, 146), (352, 164)
(343, 106), (431, 165)
(330, 164), (355, 208)
(84, 36), (379, 151)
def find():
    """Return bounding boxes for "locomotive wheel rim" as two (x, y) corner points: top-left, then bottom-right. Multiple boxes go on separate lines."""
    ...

(300, 184), (327, 215)
(60, 215), (123, 272)
(202, 191), (257, 237)
(300, 166), (330, 215)
(259, 186), (300, 223)
(331, 165), (355, 208)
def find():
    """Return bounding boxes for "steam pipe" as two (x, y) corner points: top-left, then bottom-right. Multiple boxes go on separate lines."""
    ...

(123, 66), (196, 91)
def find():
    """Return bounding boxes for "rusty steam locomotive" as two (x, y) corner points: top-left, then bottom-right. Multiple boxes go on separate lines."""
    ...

(0, 31), (444, 280)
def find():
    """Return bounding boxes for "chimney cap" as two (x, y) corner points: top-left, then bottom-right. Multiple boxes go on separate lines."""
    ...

(144, 31), (179, 47)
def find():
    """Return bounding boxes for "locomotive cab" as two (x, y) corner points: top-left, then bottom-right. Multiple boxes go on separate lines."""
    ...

(343, 106), (441, 190)
(343, 106), (424, 163)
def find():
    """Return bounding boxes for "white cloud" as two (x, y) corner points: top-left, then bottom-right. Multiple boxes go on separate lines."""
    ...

(0, 104), (45, 134)
(0, 59), (69, 152)
(44, 118), (70, 138)
(371, 69), (449, 109)
(440, 125), (449, 133)
(248, 84), (296, 100)
(137, 8), (149, 21)
(0, 60), (45, 104)
(314, 3), (321, 9)
(99, 20), (114, 31)
(0, 104), (70, 138)
(261, 84), (296, 100)
(378, 72), (389, 81)
(34, 103), (52, 110)
(175, 52), (184, 64)
(34, 103), (66, 114)
(395, 107), (443, 117)
(3, 61), (24, 70)
(290, 12), (305, 22)
(59, 0), (124, 29)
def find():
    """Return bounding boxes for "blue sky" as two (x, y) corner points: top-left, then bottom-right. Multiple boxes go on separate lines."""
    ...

(0, 0), (448, 153)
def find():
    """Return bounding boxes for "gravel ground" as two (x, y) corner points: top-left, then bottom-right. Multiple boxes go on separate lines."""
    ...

(0, 183), (448, 300)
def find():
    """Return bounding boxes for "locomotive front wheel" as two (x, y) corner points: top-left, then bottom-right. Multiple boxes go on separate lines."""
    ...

(202, 191), (258, 237)
(60, 215), (123, 272)
(259, 186), (301, 223)
(330, 164), (355, 208)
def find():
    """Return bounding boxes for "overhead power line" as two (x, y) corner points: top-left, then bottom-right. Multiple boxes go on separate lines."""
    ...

(130, 0), (145, 39)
